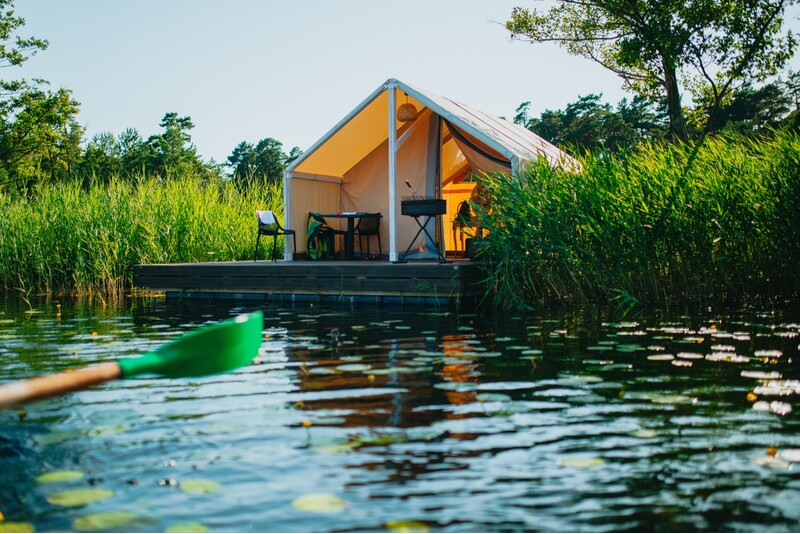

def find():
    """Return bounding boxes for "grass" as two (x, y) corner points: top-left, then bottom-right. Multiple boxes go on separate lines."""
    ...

(474, 130), (800, 309)
(3, 131), (798, 309)
(0, 175), (283, 296)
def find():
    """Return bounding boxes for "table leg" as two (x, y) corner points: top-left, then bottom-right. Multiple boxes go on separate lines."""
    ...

(344, 218), (355, 260)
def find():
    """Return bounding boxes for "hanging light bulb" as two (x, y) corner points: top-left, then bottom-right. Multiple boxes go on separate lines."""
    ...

(397, 93), (418, 122)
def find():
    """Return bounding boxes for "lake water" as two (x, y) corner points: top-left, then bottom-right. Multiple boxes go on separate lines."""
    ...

(1, 296), (799, 532)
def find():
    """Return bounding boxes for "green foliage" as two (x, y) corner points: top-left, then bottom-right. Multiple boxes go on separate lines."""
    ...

(506, 0), (799, 140)
(517, 77), (800, 154)
(77, 114), (219, 184)
(0, 0), (47, 69)
(147, 112), (206, 178)
(476, 130), (800, 308)
(514, 94), (667, 155)
(227, 137), (302, 189)
(0, 85), (82, 187)
(699, 79), (795, 133)
(0, 174), (283, 295)
(0, 0), (82, 192)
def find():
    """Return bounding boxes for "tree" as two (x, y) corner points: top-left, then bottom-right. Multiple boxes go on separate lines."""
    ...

(699, 81), (794, 134)
(0, 83), (81, 190)
(506, 0), (798, 140)
(0, 0), (81, 191)
(252, 137), (289, 183)
(146, 112), (205, 178)
(227, 141), (256, 182)
(514, 93), (666, 154)
(0, 0), (47, 70)
(227, 137), (302, 189)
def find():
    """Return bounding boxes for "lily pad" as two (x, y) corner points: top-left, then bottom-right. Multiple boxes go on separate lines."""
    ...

(311, 441), (357, 454)
(179, 479), (220, 495)
(369, 367), (417, 375)
(647, 354), (675, 361)
(433, 382), (477, 391)
(165, 523), (209, 533)
(385, 520), (430, 532)
(34, 430), (83, 446)
(291, 492), (346, 513)
(47, 488), (114, 507)
(0, 522), (35, 533)
(741, 370), (782, 380)
(476, 393), (512, 402)
(616, 344), (645, 353)
(630, 429), (658, 438)
(778, 448), (800, 463)
(752, 455), (792, 469)
(308, 367), (336, 375)
(72, 511), (136, 531)
(35, 470), (84, 484)
(557, 456), (605, 468)
(650, 394), (694, 405)
(335, 363), (372, 372)
(753, 400), (793, 415)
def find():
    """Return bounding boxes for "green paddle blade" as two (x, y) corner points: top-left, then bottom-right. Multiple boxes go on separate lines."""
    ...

(117, 311), (263, 379)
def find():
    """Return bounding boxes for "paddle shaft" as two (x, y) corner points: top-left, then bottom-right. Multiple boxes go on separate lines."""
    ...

(0, 362), (121, 409)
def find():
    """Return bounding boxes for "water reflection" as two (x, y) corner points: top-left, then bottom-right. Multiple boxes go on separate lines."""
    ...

(0, 297), (799, 532)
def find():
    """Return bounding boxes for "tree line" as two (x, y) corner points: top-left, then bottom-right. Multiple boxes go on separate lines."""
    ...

(2, 0), (798, 197)
(0, 0), (299, 196)
(513, 74), (800, 156)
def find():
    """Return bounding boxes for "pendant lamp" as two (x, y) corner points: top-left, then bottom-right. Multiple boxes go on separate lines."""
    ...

(397, 93), (418, 122)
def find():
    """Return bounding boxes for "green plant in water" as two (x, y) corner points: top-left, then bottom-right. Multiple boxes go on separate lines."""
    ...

(0, 173), (283, 296)
(474, 130), (800, 309)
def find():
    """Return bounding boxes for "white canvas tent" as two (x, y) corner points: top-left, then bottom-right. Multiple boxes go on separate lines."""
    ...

(283, 78), (579, 261)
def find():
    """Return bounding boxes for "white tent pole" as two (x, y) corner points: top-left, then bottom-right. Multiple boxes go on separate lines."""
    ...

(388, 81), (398, 262)
(283, 168), (293, 261)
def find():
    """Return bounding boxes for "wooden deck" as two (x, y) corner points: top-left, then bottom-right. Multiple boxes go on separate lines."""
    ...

(134, 259), (485, 306)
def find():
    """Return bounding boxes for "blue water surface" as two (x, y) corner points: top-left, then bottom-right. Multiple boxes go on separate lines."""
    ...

(1, 297), (799, 532)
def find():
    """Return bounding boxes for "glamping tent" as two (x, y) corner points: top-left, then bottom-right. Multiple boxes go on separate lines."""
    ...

(283, 78), (579, 261)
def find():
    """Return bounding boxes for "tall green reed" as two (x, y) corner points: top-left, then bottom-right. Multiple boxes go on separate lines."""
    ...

(476, 131), (800, 309)
(0, 175), (283, 296)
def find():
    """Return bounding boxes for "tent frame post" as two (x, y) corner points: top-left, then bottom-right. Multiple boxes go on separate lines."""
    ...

(388, 81), (398, 262)
(283, 168), (292, 261)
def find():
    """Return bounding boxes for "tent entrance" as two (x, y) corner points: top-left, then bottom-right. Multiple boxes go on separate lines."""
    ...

(283, 78), (580, 261)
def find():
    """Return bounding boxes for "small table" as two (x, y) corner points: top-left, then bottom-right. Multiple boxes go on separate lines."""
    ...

(320, 212), (365, 260)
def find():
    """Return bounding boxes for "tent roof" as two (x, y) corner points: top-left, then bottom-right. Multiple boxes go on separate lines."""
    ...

(288, 78), (579, 179)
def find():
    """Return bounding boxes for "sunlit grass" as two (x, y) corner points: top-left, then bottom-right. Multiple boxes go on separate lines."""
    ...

(475, 130), (800, 308)
(0, 175), (282, 296)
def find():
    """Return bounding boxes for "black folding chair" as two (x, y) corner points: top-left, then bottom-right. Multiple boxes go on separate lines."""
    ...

(354, 213), (382, 259)
(254, 210), (296, 261)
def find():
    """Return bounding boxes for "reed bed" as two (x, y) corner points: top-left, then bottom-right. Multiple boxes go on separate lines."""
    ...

(0, 176), (282, 296)
(475, 130), (800, 309)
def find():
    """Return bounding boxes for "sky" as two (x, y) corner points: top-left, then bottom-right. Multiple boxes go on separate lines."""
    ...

(13, 1), (800, 166)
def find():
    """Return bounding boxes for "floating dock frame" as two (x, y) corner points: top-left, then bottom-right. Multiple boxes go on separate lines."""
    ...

(134, 260), (484, 306)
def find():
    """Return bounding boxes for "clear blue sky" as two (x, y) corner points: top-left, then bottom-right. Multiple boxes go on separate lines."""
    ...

(14, 1), (800, 165)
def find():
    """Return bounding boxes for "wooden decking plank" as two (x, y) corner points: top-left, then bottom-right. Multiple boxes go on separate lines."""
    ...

(134, 259), (484, 302)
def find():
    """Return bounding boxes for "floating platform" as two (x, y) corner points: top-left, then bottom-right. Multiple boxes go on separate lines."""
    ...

(134, 259), (484, 306)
